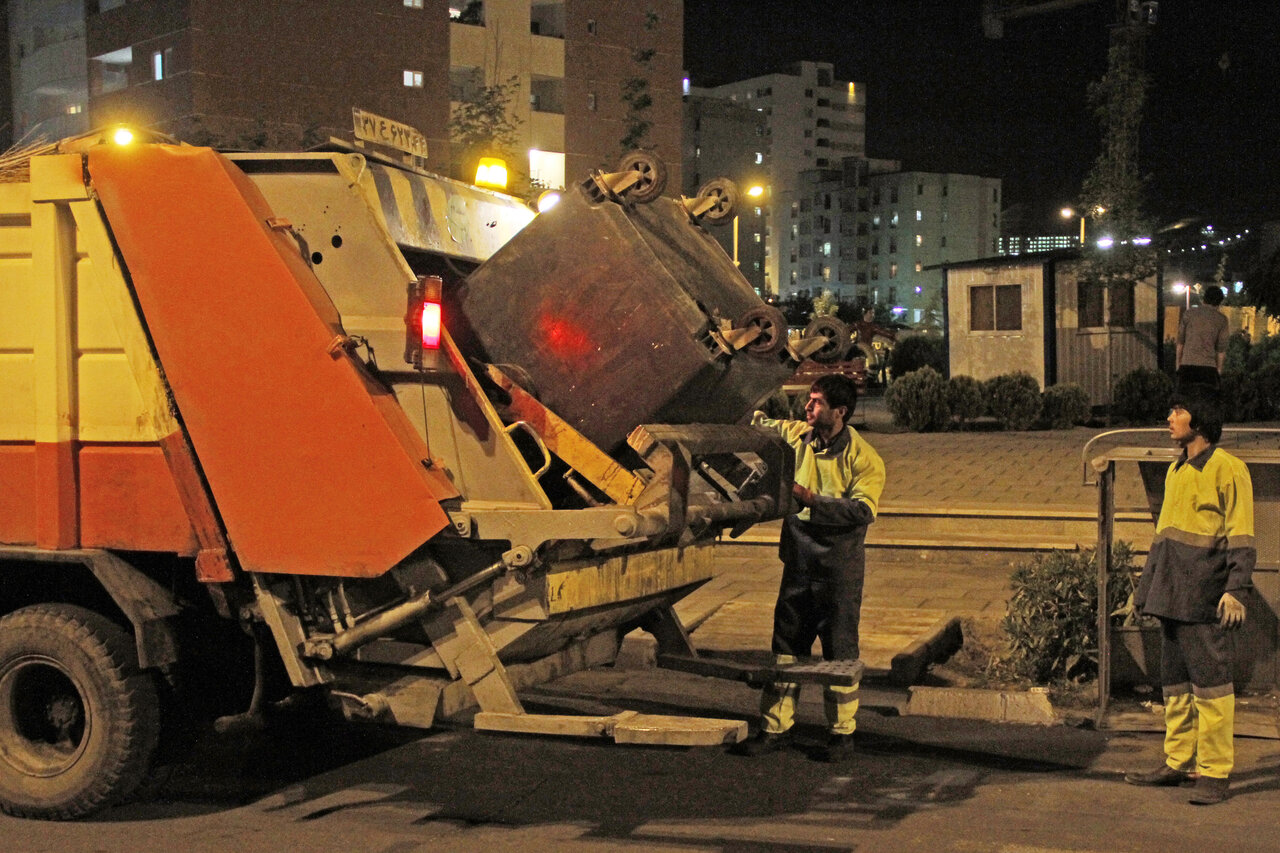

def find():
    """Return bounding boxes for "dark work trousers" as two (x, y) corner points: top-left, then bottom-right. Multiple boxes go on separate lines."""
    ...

(772, 515), (867, 661)
(1175, 364), (1219, 392)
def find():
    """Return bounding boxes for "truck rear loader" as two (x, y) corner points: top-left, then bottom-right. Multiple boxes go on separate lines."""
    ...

(0, 130), (843, 819)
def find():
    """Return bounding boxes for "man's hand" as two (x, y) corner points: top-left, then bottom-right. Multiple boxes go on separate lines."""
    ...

(1217, 592), (1246, 629)
(791, 483), (815, 507)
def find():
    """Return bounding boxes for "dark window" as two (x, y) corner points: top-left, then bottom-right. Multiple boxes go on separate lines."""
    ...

(970, 284), (1022, 331)
(1110, 283), (1135, 327)
(1077, 282), (1105, 327)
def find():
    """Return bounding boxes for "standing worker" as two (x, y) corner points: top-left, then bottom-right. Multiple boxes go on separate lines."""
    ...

(1125, 391), (1254, 805)
(735, 374), (885, 761)
(1175, 285), (1230, 390)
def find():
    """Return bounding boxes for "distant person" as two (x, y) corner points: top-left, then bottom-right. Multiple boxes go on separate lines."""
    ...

(1125, 390), (1254, 805)
(1175, 285), (1229, 390)
(734, 374), (885, 762)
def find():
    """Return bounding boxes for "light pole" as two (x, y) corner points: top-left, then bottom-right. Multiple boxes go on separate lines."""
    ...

(1061, 205), (1106, 247)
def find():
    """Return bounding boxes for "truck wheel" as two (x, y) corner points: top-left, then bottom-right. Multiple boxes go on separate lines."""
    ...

(0, 604), (160, 820)
(615, 151), (668, 203)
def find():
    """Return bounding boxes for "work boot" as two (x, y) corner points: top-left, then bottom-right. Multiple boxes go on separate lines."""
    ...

(813, 733), (856, 763)
(730, 730), (791, 757)
(1124, 763), (1194, 787)
(1188, 775), (1230, 805)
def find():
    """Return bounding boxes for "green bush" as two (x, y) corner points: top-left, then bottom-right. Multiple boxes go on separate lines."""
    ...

(984, 372), (1041, 430)
(1112, 367), (1173, 423)
(885, 366), (950, 431)
(1003, 543), (1137, 683)
(889, 334), (947, 378)
(946, 375), (986, 429)
(1041, 383), (1091, 429)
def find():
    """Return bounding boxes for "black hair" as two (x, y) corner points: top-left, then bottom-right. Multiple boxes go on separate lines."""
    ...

(1170, 388), (1223, 444)
(1202, 285), (1224, 306)
(811, 374), (859, 421)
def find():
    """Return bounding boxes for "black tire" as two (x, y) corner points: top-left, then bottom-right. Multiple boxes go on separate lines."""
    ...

(694, 178), (739, 224)
(803, 317), (852, 363)
(0, 604), (160, 820)
(615, 151), (668, 203)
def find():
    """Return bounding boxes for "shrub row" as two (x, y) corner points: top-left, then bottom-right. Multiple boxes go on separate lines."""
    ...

(885, 368), (1091, 432)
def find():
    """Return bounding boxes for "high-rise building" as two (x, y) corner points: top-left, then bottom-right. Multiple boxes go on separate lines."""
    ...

(6, 0), (684, 194)
(682, 92), (768, 292)
(694, 61), (867, 295)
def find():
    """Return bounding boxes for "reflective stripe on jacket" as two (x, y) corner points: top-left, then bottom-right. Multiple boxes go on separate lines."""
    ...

(1136, 445), (1255, 623)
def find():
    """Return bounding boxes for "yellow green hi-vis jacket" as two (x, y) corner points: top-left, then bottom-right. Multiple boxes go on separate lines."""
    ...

(1136, 445), (1255, 623)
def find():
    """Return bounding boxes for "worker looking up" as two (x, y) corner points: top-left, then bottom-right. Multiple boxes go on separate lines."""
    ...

(734, 374), (885, 761)
(1125, 390), (1254, 805)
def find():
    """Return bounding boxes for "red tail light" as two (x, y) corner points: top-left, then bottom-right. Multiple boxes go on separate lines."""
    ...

(421, 301), (441, 350)
(405, 275), (443, 367)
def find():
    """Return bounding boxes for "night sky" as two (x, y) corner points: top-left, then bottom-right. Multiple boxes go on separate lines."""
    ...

(683, 0), (1279, 229)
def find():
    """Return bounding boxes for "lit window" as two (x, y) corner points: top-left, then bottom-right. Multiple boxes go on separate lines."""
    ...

(916, 210), (922, 221)
(405, 0), (423, 6)
(404, 70), (424, 88)
(528, 149), (565, 190)
(822, 242), (831, 257)
(755, 152), (763, 164)
(889, 263), (898, 279)
(754, 233), (761, 243)
(152, 51), (163, 80)
(915, 234), (923, 247)
(587, 92), (596, 111)
(915, 262), (922, 272)
(822, 266), (831, 282)
(66, 104), (83, 115)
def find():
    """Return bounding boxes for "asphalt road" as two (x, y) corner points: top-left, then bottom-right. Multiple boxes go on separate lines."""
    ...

(5, 672), (1280, 853)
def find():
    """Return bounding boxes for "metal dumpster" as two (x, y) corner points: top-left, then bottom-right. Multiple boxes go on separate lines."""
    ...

(451, 165), (796, 451)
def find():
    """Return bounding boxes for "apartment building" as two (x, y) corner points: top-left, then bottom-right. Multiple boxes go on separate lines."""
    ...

(682, 92), (768, 292)
(7, 0), (683, 193)
(695, 61), (867, 295)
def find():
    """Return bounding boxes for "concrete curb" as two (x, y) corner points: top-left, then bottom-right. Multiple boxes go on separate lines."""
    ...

(905, 685), (1058, 725)
(889, 616), (963, 686)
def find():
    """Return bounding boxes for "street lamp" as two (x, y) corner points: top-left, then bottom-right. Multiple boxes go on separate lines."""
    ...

(1172, 281), (1191, 309)
(1061, 205), (1106, 246)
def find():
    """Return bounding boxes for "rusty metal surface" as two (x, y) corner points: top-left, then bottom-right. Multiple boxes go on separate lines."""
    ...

(454, 184), (796, 451)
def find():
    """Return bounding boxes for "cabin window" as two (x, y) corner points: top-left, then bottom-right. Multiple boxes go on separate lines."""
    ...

(1078, 281), (1134, 328)
(969, 284), (1022, 331)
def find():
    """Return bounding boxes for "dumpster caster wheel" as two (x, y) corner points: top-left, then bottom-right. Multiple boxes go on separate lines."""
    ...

(616, 151), (667, 203)
(694, 178), (739, 224)
(803, 316), (852, 363)
(738, 306), (787, 356)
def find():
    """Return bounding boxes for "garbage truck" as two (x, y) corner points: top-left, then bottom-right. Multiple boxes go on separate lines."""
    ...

(0, 129), (845, 819)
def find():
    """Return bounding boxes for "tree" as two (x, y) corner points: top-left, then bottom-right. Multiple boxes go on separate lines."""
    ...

(811, 289), (838, 318)
(1076, 35), (1158, 298)
(1244, 244), (1280, 316)
(447, 74), (526, 193)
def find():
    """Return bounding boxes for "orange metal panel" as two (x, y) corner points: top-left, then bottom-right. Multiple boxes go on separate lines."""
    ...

(88, 145), (456, 578)
(0, 444), (37, 544)
(78, 444), (199, 554)
(35, 441), (78, 549)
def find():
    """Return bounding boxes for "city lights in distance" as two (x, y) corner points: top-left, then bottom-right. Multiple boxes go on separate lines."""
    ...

(1096, 236), (1115, 249)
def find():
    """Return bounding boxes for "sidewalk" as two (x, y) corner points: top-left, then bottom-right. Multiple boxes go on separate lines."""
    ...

(633, 399), (1280, 728)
